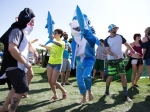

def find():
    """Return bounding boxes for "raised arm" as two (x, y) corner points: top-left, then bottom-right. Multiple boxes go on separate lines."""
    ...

(83, 29), (99, 48)
(39, 44), (51, 50)
(31, 39), (38, 43)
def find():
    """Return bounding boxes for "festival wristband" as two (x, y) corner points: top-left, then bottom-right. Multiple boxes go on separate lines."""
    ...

(25, 62), (28, 67)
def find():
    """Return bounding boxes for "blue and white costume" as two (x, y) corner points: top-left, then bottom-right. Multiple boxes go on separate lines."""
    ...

(70, 6), (99, 95)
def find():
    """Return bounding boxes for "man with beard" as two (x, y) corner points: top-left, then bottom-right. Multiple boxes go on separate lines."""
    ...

(0, 8), (36, 112)
(104, 24), (137, 102)
(61, 32), (72, 86)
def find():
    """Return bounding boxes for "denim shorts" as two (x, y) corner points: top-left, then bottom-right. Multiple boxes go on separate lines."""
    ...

(47, 63), (62, 72)
(145, 59), (150, 66)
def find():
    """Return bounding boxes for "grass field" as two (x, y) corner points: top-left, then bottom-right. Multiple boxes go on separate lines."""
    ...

(0, 66), (150, 112)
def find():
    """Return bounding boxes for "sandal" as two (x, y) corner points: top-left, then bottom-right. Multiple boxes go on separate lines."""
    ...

(50, 96), (58, 101)
(62, 92), (67, 99)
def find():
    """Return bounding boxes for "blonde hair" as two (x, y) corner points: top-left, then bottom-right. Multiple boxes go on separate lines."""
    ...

(145, 27), (150, 36)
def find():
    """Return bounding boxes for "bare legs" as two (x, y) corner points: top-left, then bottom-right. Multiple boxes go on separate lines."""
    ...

(47, 67), (67, 100)
(146, 66), (150, 81)
(100, 71), (105, 80)
(131, 64), (137, 87)
(61, 71), (71, 85)
(0, 88), (23, 112)
(134, 64), (143, 85)
(61, 72), (65, 85)
(65, 71), (70, 83)
(92, 69), (97, 78)
(92, 69), (105, 80)
(105, 74), (128, 97)
(23, 67), (34, 98)
(131, 64), (143, 87)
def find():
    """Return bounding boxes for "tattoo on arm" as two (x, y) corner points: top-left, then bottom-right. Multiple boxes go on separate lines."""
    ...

(10, 97), (19, 111)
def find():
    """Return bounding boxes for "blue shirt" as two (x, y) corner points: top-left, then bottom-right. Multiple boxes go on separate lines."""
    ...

(63, 40), (71, 59)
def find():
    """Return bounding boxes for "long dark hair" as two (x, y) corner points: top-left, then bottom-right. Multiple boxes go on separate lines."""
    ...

(133, 33), (142, 45)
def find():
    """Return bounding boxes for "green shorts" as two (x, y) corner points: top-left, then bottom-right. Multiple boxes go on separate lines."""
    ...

(107, 59), (126, 76)
(94, 59), (104, 71)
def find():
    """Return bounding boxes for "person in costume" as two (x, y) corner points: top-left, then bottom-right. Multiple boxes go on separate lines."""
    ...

(15, 17), (39, 98)
(39, 29), (67, 100)
(0, 8), (36, 112)
(70, 6), (100, 104)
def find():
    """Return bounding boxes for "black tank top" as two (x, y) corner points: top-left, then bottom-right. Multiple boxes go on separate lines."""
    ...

(143, 37), (150, 59)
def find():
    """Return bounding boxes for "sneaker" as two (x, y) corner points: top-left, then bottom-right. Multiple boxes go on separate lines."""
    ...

(61, 83), (65, 87)
(134, 84), (139, 87)
(65, 82), (71, 85)
(124, 96), (132, 102)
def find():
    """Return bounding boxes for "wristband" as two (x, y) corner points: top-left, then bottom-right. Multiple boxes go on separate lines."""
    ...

(25, 62), (28, 67)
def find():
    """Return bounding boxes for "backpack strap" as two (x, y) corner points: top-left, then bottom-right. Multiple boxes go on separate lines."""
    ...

(18, 30), (24, 48)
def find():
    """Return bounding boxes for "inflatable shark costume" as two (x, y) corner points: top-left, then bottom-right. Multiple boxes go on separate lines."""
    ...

(70, 6), (100, 95)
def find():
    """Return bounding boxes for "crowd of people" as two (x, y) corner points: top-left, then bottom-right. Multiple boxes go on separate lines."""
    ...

(0, 7), (150, 112)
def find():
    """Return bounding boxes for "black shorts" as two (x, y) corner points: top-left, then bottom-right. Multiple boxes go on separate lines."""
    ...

(6, 68), (29, 94)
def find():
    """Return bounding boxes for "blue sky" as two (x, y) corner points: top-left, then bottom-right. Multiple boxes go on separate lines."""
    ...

(0, 0), (150, 50)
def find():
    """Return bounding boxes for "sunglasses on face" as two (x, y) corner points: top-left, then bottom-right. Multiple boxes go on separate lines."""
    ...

(113, 27), (118, 30)
(54, 32), (58, 34)
(64, 34), (68, 36)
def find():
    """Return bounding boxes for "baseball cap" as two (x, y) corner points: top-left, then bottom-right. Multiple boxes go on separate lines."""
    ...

(108, 24), (119, 32)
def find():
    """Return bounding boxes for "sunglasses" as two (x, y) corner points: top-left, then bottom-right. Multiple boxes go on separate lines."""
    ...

(64, 34), (68, 36)
(54, 32), (58, 34)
